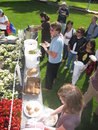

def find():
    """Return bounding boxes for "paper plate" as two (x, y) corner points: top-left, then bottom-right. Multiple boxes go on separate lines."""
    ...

(40, 43), (50, 48)
(24, 101), (43, 118)
(6, 35), (18, 41)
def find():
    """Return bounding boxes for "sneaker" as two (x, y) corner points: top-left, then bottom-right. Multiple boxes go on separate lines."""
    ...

(70, 70), (73, 73)
(64, 66), (68, 70)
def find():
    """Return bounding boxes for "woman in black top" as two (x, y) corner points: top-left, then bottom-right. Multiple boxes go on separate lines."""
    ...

(40, 12), (51, 61)
(77, 39), (95, 64)
(72, 40), (96, 85)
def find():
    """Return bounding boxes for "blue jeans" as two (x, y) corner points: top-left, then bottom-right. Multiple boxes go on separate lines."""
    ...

(66, 51), (76, 71)
(61, 23), (66, 35)
(63, 44), (68, 61)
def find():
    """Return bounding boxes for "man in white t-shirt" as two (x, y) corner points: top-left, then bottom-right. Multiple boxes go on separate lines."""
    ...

(0, 9), (9, 36)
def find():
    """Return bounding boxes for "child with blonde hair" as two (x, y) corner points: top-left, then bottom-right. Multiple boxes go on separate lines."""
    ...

(44, 84), (84, 130)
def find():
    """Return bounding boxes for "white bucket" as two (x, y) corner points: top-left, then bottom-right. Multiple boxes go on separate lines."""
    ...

(24, 39), (38, 54)
(72, 61), (85, 85)
(25, 53), (39, 69)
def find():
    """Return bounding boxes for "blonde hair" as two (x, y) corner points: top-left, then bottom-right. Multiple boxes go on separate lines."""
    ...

(58, 84), (84, 114)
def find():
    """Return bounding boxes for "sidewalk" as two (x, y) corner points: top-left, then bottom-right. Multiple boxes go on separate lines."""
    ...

(69, 6), (98, 15)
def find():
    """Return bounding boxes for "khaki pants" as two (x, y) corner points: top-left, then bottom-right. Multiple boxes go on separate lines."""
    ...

(84, 80), (98, 115)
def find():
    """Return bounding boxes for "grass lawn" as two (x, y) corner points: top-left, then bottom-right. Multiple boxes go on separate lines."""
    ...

(0, 0), (98, 130)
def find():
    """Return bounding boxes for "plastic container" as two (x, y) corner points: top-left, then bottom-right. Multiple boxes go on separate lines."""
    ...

(25, 53), (39, 69)
(24, 39), (38, 53)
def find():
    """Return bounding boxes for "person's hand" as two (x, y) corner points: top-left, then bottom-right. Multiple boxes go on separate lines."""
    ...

(41, 43), (48, 51)
(38, 113), (51, 122)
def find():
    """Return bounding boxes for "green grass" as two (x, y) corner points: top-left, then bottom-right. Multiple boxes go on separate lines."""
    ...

(0, 0), (98, 130)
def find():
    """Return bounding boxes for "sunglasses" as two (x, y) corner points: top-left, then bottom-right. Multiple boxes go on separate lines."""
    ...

(77, 30), (81, 33)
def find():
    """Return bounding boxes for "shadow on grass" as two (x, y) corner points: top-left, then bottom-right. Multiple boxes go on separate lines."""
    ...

(0, 0), (58, 14)
(76, 100), (93, 130)
(0, 0), (89, 16)
(41, 62), (73, 108)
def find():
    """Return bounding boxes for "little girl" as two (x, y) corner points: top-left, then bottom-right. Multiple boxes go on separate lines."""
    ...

(44, 84), (84, 130)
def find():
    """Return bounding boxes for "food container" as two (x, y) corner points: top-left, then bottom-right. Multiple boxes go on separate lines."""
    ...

(25, 53), (39, 69)
(24, 77), (40, 95)
(24, 39), (38, 51)
(42, 107), (58, 127)
(26, 67), (39, 77)
(24, 101), (43, 117)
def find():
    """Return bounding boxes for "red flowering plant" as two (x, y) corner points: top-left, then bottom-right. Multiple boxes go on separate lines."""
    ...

(0, 99), (22, 130)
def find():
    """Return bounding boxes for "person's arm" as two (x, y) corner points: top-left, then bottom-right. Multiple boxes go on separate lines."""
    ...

(46, 49), (57, 58)
(0, 21), (8, 25)
(51, 105), (64, 116)
(41, 44), (58, 58)
(30, 25), (42, 31)
(67, 43), (70, 52)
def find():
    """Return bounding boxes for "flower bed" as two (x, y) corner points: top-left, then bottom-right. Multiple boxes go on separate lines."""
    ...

(0, 99), (22, 130)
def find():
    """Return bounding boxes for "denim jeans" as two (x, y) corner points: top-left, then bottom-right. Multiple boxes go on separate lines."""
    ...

(66, 51), (76, 71)
(63, 44), (68, 61)
(61, 23), (66, 35)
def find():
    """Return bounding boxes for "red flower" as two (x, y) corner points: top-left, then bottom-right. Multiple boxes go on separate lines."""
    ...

(0, 99), (22, 129)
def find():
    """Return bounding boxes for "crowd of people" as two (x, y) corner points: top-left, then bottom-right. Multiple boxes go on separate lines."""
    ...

(0, 2), (98, 130)
(37, 2), (98, 130)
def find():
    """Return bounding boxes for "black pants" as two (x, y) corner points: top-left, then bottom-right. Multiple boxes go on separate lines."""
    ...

(63, 44), (68, 60)
(45, 61), (60, 89)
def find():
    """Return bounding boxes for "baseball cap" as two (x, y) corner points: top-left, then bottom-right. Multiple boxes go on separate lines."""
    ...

(61, 2), (67, 5)
(0, 9), (3, 14)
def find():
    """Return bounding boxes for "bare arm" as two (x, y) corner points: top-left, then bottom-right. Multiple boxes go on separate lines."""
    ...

(51, 105), (64, 116)
(46, 49), (57, 58)
(30, 25), (42, 31)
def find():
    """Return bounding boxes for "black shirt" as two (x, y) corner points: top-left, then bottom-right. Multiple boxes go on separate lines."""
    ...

(78, 49), (95, 65)
(69, 35), (87, 52)
(41, 21), (51, 43)
(57, 8), (69, 24)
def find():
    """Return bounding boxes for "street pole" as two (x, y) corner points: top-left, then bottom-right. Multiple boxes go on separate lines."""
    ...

(87, 0), (92, 10)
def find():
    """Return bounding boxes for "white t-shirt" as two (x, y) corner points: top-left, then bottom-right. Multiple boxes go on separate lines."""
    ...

(64, 28), (76, 45)
(95, 50), (98, 61)
(0, 15), (8, 30)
